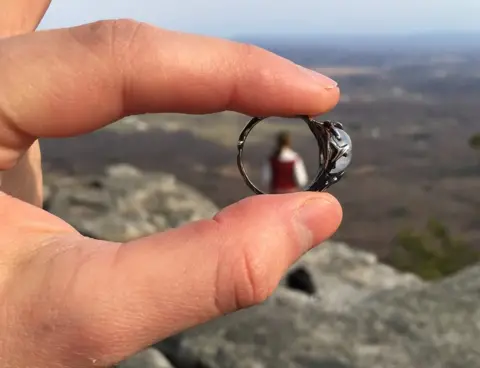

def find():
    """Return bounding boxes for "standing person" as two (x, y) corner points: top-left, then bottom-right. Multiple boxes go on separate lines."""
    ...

(262, 131), (309, 193)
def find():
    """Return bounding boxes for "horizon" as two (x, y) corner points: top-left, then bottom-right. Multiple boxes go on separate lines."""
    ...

(39, 0), (480, 38)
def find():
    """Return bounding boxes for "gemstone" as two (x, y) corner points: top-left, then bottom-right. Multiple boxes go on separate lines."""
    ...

(330, 128), (352, 174)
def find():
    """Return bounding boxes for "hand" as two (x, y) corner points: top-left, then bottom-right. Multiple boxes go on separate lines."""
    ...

(0, 0), (52, 206)
(0, 2), (342, 367)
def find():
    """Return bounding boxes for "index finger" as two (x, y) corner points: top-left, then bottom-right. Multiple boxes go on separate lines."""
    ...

(0, 20), (340, 169)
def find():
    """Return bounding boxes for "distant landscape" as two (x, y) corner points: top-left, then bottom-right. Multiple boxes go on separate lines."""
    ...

(40, 33), (480, 259)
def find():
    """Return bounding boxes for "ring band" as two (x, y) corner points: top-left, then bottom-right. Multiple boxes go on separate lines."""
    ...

(236, 115), (351, 194)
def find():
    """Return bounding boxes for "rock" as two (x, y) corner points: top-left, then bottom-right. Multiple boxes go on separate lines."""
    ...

(285, 266), (316, 295)
(156, 242), (480, 368)
(117, 348), (174, 368)
(281, 242), (424, 312)
(41, 167), (480, 367)
(43, 164), (219, 241)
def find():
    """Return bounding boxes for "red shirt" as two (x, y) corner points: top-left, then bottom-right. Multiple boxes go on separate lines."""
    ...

(269, 157), (297, 193)
(262, 148), (308, 194)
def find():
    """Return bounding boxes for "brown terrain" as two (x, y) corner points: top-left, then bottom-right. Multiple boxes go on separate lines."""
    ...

(39, 36), (480, 259)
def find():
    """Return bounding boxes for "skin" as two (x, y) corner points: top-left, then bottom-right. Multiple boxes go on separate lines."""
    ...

(0, 2), (343, 367)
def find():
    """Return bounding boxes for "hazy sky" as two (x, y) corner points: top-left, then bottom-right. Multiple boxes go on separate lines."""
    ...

(39, 0), (480, 38)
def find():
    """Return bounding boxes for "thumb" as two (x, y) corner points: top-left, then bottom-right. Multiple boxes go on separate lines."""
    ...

(59, 192), (341, 364)
(0, 0), (51, 36)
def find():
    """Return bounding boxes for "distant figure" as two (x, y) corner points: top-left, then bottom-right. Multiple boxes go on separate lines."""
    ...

(261, 131), (308, 193)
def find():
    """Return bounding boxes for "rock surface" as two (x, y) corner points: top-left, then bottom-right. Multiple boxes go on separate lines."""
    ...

(43, 164), (218, 242)
(117, 349), (174, 368)
(157, 244), (480, 368)
(42, 166), (480, 368)
(281, 242), (423, 312)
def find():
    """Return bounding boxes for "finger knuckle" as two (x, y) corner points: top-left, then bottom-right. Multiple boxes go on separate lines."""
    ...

(231, 42), (280, 107)
(105, 18), (146, 49)
(209, 208), (273, 313)
(216, 195), (262, 219)
(235, 42), (274, 78)
(231, 241), (272, 310)
(235, 41), (261, 61)
(69, 19), (148, 60)
(81, 18), (141, 38)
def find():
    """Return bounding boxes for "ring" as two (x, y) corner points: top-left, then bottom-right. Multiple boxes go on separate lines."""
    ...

(236, 115), (352, 194)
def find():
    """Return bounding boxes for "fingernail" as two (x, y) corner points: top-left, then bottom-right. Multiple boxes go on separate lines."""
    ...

(297, 65), (338, 89)
(296, 196), (340, 252)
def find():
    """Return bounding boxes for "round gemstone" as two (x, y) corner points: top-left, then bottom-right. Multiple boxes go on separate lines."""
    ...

(330, 129), (352, 174)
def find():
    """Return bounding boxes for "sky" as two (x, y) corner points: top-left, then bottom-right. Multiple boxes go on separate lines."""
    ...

(39, 0), (480, 38)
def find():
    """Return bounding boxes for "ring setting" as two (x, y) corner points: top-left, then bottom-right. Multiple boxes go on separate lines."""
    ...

(236, 115), (352, 194)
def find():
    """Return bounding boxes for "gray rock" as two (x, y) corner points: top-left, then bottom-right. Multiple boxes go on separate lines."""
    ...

(43, 164), (219, 241)
(117, 348), (174, 368)
(42, 167), (480, 367)
(282, 242), (424, 311)
(157, 243), (480, 368)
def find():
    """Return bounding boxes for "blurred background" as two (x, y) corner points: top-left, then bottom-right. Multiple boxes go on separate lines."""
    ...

(36, 2), (480, 367)
(39, 0), (480, 279)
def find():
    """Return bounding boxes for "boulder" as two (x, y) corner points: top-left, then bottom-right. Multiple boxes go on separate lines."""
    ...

(42, 166), (480, 368)
(43, 164), (219, 242)
(157, 243), (480, 368)
(281, 242), (423, 312)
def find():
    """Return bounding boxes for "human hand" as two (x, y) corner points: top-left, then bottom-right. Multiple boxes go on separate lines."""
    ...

(0, 0), (52, 205)
(0, 2), (342, 367)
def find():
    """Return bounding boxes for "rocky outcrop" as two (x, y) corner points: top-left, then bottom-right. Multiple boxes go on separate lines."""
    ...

(43, 164), (218, 242)
(157, 243), (480, 368)
(280, 242), (423, 312)
(43, 166), (480, 368)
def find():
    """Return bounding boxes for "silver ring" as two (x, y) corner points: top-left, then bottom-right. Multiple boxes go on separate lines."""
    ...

(236, 115), (352, 194)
